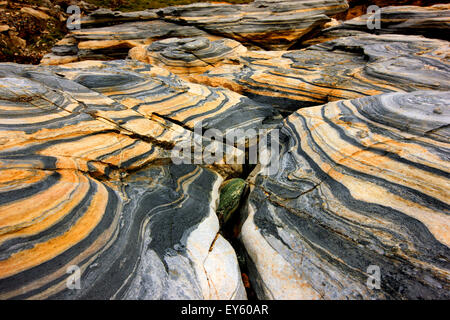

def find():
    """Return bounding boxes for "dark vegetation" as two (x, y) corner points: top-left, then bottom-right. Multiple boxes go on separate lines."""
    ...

(0, 1), (67, 64)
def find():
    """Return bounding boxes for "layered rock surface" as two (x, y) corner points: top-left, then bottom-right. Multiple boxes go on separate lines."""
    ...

(0, 60), (284, 299)
(303, 4), (450, 46)
(242, 90), (450, 299)
(1, 1), (449, 300)
(132, 34), (450, 114)
(41, 0), (349, 64)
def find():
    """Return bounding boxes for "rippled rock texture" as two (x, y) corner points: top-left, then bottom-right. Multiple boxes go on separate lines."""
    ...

(241, 90), (450, 299)
(41, 0), (349, 64)
(0, 59), (285, 299)
(132, 34), (450, 114)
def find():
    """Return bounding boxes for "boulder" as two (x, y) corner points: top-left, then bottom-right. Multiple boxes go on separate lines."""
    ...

(241, 90), (450, 299)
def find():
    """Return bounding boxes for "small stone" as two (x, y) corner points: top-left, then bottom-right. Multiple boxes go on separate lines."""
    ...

(20, 7), (50, 20)
(433, 107), (443, 114)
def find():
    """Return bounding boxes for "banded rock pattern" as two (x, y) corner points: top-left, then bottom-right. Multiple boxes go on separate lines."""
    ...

(42, 0), (349, 64)
(241, 90), (450, 299)
(4, 0), (450, 301)
(0, 59), (286, 299)
(157, 0), (349, 50)
(134, 37), (248, 75)
(136, 34), (450, 114)
(48, 60), (281, 141)
(42, 20), (213, 65)
(324, 4), (450, 43)
(0, 161), (246, 299)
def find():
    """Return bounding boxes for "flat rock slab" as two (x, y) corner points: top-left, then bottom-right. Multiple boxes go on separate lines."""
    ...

(157, 0), (349, 50)
(241, 90), (450, 299)
(48, 60), (281, 138)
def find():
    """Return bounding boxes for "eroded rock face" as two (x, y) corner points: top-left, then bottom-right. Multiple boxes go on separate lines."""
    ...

(135, 37), (248, 75)
(41, 0), (349, 64)
(41, 20), (213, 65)
(341, 4), (449, 38)
(241, 90), (450, 299)
(0, 59), (285, 299)
(48, 60), (281, 138)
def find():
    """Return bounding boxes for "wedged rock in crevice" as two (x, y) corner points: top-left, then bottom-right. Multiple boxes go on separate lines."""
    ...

(135, 34), (450, 115)
(240, 90), (450, 299)
(42, 0), (349, 64)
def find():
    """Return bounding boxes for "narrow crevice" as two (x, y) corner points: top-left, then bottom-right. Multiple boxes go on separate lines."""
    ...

(215, 148), (258, 299)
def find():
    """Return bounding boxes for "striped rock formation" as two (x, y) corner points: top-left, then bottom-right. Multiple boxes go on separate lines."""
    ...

(48, 60), (281, 142)
(135, 34), (450, 115)
(303, 4), (450, 46)
(241, 90), (450, 299)
(157, 0), (349, 50)
(41, 20), (213, 65)
(135, 37), (248, 75)
(41, 0), (349, 64)
(4, 0), (450, 301)
(0, 59), (283, 299)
